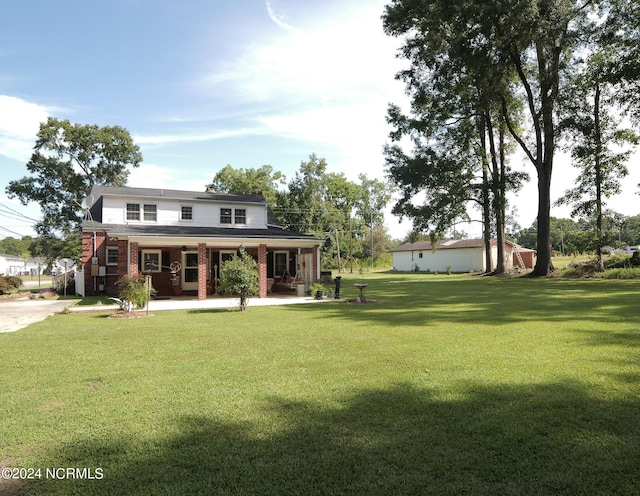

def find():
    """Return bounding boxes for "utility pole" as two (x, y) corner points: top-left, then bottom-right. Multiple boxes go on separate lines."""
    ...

(335, 228), (341, 273)
(349, 216), (353, 273)
(370, 211), (374, 270)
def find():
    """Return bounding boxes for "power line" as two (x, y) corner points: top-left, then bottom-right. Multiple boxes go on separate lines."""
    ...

(0, 211), (34, 223)
(0, 204), (39, 222)
(0, 225), (28, 238)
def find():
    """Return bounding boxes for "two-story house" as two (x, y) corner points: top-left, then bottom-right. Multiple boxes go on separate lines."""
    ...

(81, 185), (322, 300)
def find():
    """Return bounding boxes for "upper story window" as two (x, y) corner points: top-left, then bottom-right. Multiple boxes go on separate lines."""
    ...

(126, 203), (157, 222)
(126, 203), (140, 221)
(234, 208), (246, 224)
(143, 204), (157, 221)
(220, 208), (232, 224)
(221, 207), (246, 225)
(181, 206), (193, 221)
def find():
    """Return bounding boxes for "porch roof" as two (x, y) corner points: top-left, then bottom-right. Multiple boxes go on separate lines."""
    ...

(84, 223), (321, 245)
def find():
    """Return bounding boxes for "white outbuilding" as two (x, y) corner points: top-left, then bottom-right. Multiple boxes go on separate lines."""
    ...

(390, 239), (535, 273)
(0, 253), (26, 276)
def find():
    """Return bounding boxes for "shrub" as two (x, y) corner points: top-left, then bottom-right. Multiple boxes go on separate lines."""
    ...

(0, 275), (23, 295)
(595, 268), (640, 279)
(309, 282), (326, 297)
(54, 275), (75, 295)
(116, 274), (149, 311)
(4, 276), (23, 288)
(219, 255), (259, 311)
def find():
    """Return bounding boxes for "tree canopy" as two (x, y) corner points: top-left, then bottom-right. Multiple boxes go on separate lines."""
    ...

(6, 117), (142, 238)
(207, 155), (395, 270)
(206, 164), (286, 207)
(382, 0), (640, 276)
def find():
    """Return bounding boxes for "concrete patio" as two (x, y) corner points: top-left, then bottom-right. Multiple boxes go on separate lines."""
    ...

(70, 293), (338, 313)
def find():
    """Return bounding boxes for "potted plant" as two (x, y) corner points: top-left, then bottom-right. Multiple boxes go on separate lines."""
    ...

(309, 282), (326, 300)
(171, 273), (182, 296)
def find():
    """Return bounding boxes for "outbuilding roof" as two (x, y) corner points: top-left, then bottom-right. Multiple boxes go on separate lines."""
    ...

(390, 239), (486, 252)
(390, 238), (535, 253)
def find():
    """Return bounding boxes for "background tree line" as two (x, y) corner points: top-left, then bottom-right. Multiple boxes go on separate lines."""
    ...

(207, 154), (395, 270)
(515, 214), (640, 255)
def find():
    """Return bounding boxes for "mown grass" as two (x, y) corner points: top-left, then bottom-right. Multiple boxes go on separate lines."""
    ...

(1, 272), (639, 495)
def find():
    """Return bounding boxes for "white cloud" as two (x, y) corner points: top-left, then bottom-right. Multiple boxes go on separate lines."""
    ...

(198, 0), (406, 176)
(202, 1), (402, 111)
(0, 95), (50, 162)
(133, 127), (257, 146)
(265, 0), (304, 35)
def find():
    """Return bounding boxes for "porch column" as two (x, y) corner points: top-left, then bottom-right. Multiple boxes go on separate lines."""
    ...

(197, 243), (207, 300)
(313, 244), (320, 283)
(258, 244), (267, 298)
(129, 242), (139, 276)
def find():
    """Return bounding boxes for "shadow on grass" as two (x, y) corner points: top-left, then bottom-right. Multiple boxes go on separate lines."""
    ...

(293, 274), (640, 328)
(31, 381), (640, 495)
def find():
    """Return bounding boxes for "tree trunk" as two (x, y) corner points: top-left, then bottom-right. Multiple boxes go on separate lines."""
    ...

(478, 113), (493, 273)
(531, 162), (553, 276)
(594, 84), (605, 272)
(486, 111), (505, 274)
(482, 159), (493, 273)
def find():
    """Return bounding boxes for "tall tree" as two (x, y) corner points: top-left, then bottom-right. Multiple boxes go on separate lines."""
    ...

(276, 154), (392, 270)
(280, 154), (329, 235)
(206, 164), (286, 207)
(557, 51), (638, 270)
(6, 117), (142, 238)
(383, 0), (595, 276)
(355, 174), (394, 267)
(383, 0), (525, 273)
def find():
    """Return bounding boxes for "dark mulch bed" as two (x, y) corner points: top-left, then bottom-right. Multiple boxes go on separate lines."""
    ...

(108, 311), (154, 319)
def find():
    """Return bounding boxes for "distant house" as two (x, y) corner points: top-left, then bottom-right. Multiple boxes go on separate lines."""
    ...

(25, 257), (47, 276)
(0, 253), (26, 276)
(390, 239), (536, 273)
(80, 185), (322, 299)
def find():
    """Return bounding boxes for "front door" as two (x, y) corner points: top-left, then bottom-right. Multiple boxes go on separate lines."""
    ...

(182, 252), (199, 291)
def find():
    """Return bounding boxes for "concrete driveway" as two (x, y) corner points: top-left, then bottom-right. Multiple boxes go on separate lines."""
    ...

(0, 297), (74, 333)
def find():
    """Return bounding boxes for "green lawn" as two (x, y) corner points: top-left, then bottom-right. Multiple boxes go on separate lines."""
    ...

(1, 272), (639, 495)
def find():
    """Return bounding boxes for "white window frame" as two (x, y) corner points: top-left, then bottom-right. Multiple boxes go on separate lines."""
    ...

(274, 250), (289, 278)
(234, 208), (247, 225)
(181, 205), (193, 221)
(142, 249), (162, 272)
(126, 203), (140, 221)
(143, 204), (157, 222)
(219, 250), (236, 264)
(220, 208), (232, 224)
(106, 247), (119, 266)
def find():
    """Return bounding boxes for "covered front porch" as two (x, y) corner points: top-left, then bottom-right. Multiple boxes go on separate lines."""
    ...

(125, 237), (321, 301)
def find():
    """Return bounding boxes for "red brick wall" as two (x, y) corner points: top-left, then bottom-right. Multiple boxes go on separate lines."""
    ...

(129, 242), (139, 276)
(116, 239), (128, 290)
(197, 243), (207, 300)
(258, 244), (267, 298)
(82, 231), (109, 296)
(82, 233), (93, 295)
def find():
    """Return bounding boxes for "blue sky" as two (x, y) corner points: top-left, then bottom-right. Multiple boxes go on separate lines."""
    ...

(1, 0), (638, 242)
